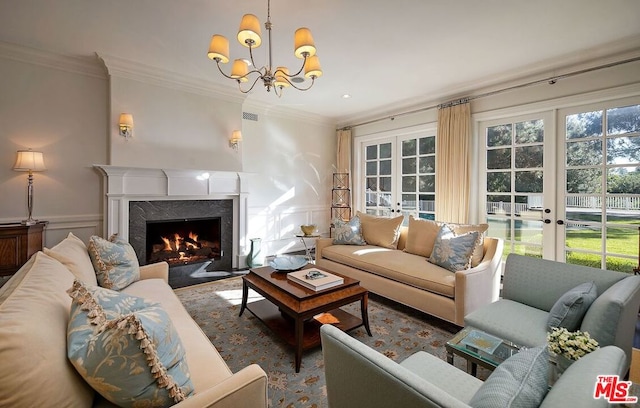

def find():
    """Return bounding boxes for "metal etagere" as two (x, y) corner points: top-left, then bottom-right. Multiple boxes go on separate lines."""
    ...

(330, 173), (351, 236)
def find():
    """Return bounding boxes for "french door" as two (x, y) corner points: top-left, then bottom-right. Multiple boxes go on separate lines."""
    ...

(479, 112), (556, 260)
(356, 127), (437, 223)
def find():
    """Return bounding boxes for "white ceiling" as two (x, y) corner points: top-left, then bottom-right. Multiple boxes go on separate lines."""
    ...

(1, 0), (639, 125)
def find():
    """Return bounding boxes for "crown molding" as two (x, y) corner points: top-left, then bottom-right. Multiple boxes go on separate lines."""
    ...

(97, 53), (246, 105)
(0, 41), (106, 79)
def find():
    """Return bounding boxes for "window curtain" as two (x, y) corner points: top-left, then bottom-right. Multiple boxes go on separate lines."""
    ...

(435, 102), (471, 223)
(336, 128), (352, 208)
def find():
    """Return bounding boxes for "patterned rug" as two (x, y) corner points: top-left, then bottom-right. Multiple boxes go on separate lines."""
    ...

(175, 277), (488, 408)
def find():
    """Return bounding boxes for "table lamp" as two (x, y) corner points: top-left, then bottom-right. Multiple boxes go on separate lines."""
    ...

(13, 149), (46, 225)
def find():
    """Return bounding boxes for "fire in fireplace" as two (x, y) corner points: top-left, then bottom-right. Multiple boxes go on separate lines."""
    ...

(146, 218), (221, 266)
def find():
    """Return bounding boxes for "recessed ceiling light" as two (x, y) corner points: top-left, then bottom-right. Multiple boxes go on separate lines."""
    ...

(342, 94), (351, 99)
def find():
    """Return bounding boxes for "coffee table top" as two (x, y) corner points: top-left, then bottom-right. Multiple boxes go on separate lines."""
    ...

(446, 326), (522, 368)
(248, 264), (359, 300)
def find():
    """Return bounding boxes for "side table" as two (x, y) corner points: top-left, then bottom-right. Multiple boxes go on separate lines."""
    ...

(295, 233), (320, 262)
(0, 221), (47, 276)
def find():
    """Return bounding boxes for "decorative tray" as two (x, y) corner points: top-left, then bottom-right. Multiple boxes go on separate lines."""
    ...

(268, 255), (307, 271)
(459, 329), (502, 355)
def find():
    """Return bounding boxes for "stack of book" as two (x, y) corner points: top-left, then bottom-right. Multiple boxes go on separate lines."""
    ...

(287, 268), (344, 291)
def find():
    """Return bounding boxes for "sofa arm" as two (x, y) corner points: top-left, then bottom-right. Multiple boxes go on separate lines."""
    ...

(173, 364), (268, 408)
(139, 261), (169, 283)
(454, 238), (504, 324)
(541, 346), (626, 408)
(315, 238), (333, 262)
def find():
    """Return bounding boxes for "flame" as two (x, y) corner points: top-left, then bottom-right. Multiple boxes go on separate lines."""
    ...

(174, 233), (180, 251)
(161, 236), (172, 251)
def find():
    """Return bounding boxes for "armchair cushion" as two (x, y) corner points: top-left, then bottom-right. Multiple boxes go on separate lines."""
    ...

(547, 281), (597, 331)
(469, 346), (549, 408)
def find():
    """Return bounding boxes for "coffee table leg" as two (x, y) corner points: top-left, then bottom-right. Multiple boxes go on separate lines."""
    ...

(295, 317), (304, 373)
(467, 360), (477, 377)
(446, 349), (454, 365)
(239, 280), (248, 317)
(361, 293), (372, 336)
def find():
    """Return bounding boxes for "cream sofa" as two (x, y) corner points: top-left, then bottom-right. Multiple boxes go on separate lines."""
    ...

(315, 226), (504, 326)
(0, 233), (268, 408)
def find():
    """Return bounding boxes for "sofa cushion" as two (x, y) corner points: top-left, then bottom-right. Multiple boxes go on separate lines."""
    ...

(88, 234), (140, 290)
(469, 346), (549, 408)
(547, 281), (597, 331)
(0, 252), (95, 408)
(44, 232), (98, 286)
(357, 212), (404, 249)
(321, 245), (456, 297)
(448, 223), (488, 267)
(428, 224), (479, 272)
(403, 216), (441, 258)
(332, 216), (367, 245)
(67, 280), (194, 407)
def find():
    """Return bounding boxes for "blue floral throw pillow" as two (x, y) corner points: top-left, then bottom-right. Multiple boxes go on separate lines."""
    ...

(428, 224), (480, 272)
(332, 216), (367, 245)
(88, 234), (140, 290)
(67, 280), (194, 407)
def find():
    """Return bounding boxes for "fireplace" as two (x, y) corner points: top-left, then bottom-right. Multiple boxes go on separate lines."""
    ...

(146, 217), (221, 265)
(129, 199), (233, 271)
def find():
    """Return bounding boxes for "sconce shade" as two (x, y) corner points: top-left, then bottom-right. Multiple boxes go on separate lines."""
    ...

(208, 35), (230, 63)
(274, 66), (290, 88)
(119, 113), (134, 128)
(237, 14), (262, 47)
(231, 130), (243, 143)
(294, 28), (316, 58)
(304, 55), (323, 78)
(13, 150), (46, 172)
(231, 59), (249, 82)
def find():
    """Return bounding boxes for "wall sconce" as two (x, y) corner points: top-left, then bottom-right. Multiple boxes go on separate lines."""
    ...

(118, 113), (134, 139)
(13, 149), (46, 225)
(230, 130), (242, 151)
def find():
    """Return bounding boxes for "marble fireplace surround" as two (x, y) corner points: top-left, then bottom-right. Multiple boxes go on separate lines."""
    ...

(94, 165), (249, 268)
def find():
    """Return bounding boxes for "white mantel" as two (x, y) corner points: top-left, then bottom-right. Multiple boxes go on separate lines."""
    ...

(94, 165), (250, 268)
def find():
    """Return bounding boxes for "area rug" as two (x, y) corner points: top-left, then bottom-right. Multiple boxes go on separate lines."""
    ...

(175, 277), (487, 408)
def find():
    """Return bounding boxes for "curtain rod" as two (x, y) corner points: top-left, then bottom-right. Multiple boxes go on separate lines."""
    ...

(340, 55), (640, 130)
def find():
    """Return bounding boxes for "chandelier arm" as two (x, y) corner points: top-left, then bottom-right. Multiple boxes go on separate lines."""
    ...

(248, 46), (259, 70)
(281, 76), (316, 91)
(239, 75), (265, 94)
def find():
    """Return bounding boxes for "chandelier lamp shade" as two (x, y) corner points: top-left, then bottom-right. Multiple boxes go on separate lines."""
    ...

(207, 0), (322, 96)
(13, 149), (46, 226)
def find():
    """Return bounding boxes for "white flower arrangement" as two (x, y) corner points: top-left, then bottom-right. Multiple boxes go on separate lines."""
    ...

(547, 327), (599, 361)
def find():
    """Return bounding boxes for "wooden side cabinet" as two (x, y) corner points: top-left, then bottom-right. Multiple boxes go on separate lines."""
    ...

(0, 222), (47, 276)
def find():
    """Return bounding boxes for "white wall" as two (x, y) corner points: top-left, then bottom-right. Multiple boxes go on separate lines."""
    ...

(0, 48), (107, 246)
(0, 43), (337, 258)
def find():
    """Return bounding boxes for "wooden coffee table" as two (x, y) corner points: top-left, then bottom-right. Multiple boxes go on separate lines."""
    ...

(239, 264), (372, 372)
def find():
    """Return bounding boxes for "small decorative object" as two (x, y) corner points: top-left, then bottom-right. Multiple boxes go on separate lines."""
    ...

(300, 224), (317, 236)
(247, 238), (264, 268)
(547, 327), (599, 386)
(268, 255), (307, 271)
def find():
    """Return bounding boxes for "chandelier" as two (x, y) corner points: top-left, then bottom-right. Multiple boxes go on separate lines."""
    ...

(207, 0), (322, 96)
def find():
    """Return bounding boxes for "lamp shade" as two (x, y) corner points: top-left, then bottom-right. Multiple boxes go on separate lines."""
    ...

(208, 35), (230, 63)
(237, 14), (262, 47)
(294, 28), (316, 59)
(274, 66), (291, 88)
(231, 59), (249, 82)
(13, 150), (46, 172)
(304, 55), (323, 79)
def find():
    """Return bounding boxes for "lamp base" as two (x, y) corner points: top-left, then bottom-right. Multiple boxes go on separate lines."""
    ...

(21, 219), (38, 226)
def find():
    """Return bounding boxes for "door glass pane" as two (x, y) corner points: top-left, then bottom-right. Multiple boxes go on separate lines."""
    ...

(487, 124), (512, 146)
(380, 177), (391, 192)
(487, 195), (511, 215)
(515, 146), (543, 168)
(419, 156), (435, 173)
(366, 145), (377, 159)
(566, 196), (602, 223)
(366, 177), (377, 191)
(419, 175), (435, 192)
(402, 194), (416, 210)
(566, 111), (603, 139)
(607, 105), (640, 135)
(515, 120), (544, 143)
(402, 158), (416, 174)
(487, 172), (511, 192)
(366, 161), (377, 176)
(566, 169), (602, 194)
(606, 136), (640, 164)
(419, 137), (435, 154)
(487, 148), (511, 169)
(402, 139), (416, 156)
(515, 171), (543, 193)
(402, 176), (416, 192)
(566, 140), (602, 166)
(380, 143), (392, 159)
(379, 160), (392, 175)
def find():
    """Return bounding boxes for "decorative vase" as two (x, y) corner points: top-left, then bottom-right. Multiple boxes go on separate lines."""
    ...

(548, 353), (573, 387)
(247, 238), (264, 268)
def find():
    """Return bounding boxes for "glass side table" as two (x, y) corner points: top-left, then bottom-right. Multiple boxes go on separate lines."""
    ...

(295, 233), (320, 262)
(445, 326), (523, 376)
